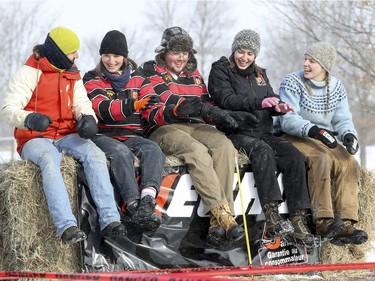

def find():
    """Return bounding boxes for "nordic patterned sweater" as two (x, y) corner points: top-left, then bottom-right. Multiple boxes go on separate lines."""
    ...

(276, 70), (357, 142)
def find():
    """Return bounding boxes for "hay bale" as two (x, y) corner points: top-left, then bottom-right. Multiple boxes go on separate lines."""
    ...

(320, 167), (375, 279)
(0, 155), (81, 275)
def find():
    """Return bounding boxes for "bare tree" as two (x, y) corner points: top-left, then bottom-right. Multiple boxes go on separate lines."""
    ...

(0, 1), (56, 138)
(265, 0), (375, 167)
(188, 0), (234, 80)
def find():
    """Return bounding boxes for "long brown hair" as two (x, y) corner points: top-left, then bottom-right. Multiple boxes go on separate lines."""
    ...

(228, 53), (263, 77)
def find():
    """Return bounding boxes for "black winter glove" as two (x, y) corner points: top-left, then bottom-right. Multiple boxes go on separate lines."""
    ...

(343, 133), (359, 155)
(308, 125), (338, 148)
(227, 110), (259, 126)
(77, 115), (98, 139)
(24, 113), (52, 132)
(173, 97), (203, 117)
(201, 104), (238, 129)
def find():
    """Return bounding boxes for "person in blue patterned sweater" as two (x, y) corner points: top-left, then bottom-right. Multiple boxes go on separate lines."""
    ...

(276, 41), (368, 246)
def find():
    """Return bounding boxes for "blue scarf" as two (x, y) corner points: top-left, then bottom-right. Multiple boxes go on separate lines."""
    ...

(41, 35), (74, 70)
(104, 66), (131, 92)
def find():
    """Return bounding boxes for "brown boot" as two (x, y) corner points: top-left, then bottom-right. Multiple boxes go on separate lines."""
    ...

(330, 220), (368, 246)
(289, 209), (315, 245)
(314, 218), (344, 240)
(263, 201), (294, 237)
(211, 205), (245, 246)
(206, 215), (226, 247)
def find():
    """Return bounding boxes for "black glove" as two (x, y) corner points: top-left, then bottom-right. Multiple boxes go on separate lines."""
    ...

(227, 111), (259, 126)
(308, 125), (338, 148)
(201, 104), (238, 129)
(343, 133), (359, 155)
(24, 113), (52, 132)
(173, 97), (203, 117)
(77, 115), (98, 139)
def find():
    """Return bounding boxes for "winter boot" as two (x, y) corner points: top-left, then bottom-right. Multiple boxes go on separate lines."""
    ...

(263, 201), (294, 238)
(130, 195), (162, 232)
(206, 215), (226, 247)
(211, 204), (245, 247)
(314, 218), (344, 240)
(126, 199), (139, 217)
(289, 209), (315, 245)
(100, 221), (127, 238)
(61, 226), (87, 245)
(330, 220), (368, 246)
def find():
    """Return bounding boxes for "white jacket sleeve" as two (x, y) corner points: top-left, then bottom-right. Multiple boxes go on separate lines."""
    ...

(72, 79), (98, 122)
(0, 65), (38, 129)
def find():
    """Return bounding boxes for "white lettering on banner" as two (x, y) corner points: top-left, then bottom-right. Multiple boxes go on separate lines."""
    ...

(166, 174), (198, 217)
(166, 172), (289, 218)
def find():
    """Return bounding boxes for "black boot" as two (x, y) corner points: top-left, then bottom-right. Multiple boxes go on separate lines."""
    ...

(100, 221), (126, 238)
(315, 218), (344, 240)
(330, 220), (368, 246)
(131, 195), (162, 232)
(206, 215), (226, 247)
(61, 226), (87, 245)
(263, 201), (294, 238)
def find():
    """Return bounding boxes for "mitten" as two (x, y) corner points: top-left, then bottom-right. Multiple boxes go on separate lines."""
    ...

(261, 97), (279, 108)
(274, 102), (294, 113)
(308, 125), (338, 148)
(201, 104), (238, 129)
(227, 111), (259, 126)
(134, 95), (161, 112)
(24, 112), (52, 132)
(77, 115), (98, 139)
(173, 97), (203, 117)
(343, 133), (359, 155)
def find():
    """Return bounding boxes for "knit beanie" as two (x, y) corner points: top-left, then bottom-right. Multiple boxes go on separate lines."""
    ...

(231, 29), (261, 56)
(155, 26), (196, 54)
(49, 27), (80, 54)
(305, 42), (337, 73)
(99, 30), (128, 57)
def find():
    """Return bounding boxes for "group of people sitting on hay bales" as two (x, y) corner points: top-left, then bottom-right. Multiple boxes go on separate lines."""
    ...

(0, 25), (367, 250)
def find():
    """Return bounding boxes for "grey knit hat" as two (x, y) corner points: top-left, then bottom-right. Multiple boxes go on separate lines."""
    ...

(155, 26), (197, 54)
(305, 42), (337, 73)
(231, 29), (261, 56)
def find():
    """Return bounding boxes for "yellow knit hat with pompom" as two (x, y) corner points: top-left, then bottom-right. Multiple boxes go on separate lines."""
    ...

(49, 27), (80, 55)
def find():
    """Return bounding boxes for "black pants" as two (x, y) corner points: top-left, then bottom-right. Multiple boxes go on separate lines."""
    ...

(228, 133), (310, 214)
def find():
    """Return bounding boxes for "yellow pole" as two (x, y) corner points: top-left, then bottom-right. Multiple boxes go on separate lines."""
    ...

(235, 153), (252, 265)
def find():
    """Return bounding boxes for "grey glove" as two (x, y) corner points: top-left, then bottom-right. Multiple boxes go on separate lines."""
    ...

(201, 104), (238, 129)
(77, 115), (98, 139)
(24, 113), (52, 132)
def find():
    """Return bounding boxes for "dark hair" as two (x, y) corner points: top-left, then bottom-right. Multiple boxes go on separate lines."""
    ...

(228, 52), (263, 77)
(98, 56), (138, 77)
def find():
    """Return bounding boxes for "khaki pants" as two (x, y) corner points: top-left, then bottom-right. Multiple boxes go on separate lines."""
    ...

(283, 135), (360, 222)
(150, 123), (236, 214)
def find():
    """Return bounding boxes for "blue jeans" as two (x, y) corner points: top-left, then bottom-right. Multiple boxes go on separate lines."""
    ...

(91, 135), (166, 205)
(21, 134), (120, 237)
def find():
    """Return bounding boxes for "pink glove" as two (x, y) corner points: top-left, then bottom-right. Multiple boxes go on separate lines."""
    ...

(261, 97), (279, 108)
(275, 102), (294, 113)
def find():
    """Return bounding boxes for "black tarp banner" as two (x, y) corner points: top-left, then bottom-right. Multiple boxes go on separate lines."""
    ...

(77, 165), (320, 271)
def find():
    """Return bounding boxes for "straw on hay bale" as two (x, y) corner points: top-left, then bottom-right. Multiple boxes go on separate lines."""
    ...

(0, 155), (81, 274)
(320, 167), (375, 280)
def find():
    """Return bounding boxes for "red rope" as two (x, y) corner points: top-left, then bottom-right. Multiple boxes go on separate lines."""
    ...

(1, 262), (375, 280)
